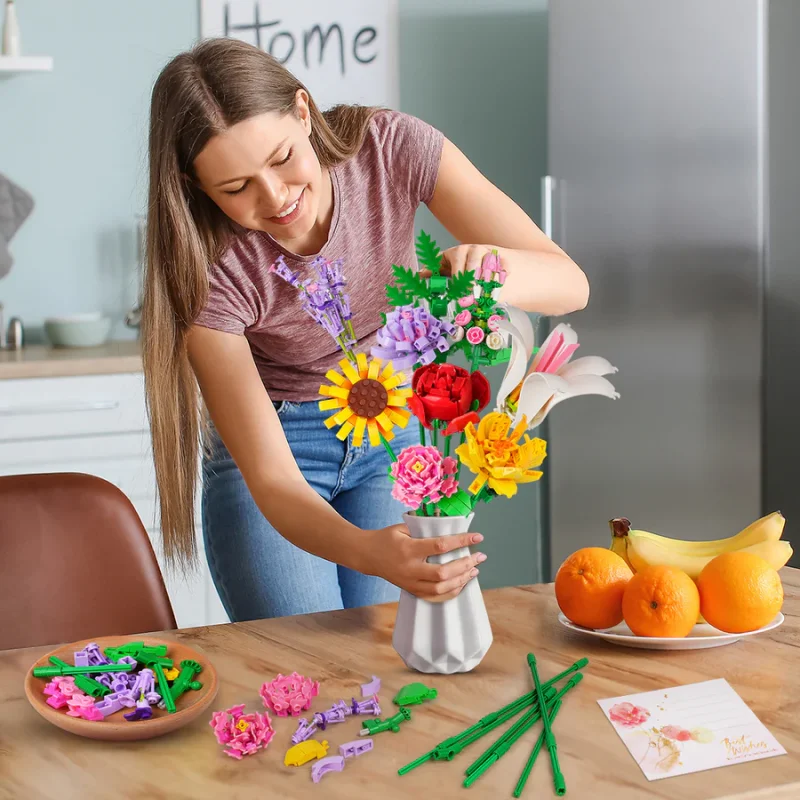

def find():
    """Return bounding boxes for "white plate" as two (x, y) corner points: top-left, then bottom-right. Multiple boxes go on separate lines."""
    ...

(557, 611), (785, 650)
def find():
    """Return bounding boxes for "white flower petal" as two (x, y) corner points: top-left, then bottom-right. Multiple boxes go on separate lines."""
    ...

(511, 373), (569, 428)
(494, 306), (538, 410)
(557, 355), (619, 379)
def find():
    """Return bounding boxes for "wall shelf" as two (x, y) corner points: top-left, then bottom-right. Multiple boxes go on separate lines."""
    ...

(0, 55), (53, 75)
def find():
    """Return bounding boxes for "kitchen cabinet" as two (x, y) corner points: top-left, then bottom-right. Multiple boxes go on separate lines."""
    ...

(0, 364), (229, 629)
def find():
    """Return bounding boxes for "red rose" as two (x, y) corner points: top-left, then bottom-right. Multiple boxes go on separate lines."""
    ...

(409, 364), (490, 431)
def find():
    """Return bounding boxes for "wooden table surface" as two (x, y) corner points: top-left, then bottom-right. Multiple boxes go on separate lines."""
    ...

(2, 570), (799, 800)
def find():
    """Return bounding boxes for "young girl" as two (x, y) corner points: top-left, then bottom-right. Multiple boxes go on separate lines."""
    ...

(143, 38), (588, 623)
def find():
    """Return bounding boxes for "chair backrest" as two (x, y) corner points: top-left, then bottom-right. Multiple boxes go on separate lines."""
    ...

(0, 473), (176, 651)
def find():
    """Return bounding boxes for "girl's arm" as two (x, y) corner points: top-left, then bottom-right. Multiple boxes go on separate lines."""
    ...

(428, 138), (589, 316)
(187, 324), (485, 601)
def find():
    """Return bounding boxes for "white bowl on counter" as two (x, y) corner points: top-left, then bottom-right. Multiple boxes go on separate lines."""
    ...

(44, 313), (112, 348)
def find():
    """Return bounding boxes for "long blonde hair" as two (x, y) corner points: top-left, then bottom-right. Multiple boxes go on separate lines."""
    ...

(143, 37), (378, 568)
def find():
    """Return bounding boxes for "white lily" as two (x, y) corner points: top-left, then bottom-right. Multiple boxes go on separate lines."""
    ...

(494, 309), (619, 429)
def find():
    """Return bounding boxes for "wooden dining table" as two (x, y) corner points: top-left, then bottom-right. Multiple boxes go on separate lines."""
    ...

(2, 569), (799, 800)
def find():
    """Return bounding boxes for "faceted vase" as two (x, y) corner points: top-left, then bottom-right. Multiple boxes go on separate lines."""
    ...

(392, 512), (493, 674)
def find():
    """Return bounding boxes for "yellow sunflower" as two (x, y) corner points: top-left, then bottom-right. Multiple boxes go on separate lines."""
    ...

(455, 411), (547, 498)
(319, 354), (412, 447)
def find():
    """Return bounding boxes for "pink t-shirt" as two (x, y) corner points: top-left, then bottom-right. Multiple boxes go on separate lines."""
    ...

(193, 110), (444, 402)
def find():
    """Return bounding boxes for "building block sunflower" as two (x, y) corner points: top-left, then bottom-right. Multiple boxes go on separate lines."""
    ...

(319, 353), (413, 447)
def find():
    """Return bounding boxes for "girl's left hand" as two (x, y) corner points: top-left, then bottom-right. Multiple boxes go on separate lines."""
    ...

(420, 244), (495, 279)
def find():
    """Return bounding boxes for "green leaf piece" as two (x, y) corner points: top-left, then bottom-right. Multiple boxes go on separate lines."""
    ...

(446, 270), (476, 301)
(436, 489), (474, 517)
(415, 230), (442, 276)
(386, 285), (415, 307)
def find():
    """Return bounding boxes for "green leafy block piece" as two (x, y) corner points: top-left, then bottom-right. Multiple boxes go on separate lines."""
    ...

(361, 707), (412, 734)
(416, 230), (442, 275)
(386, 264), (430, 307)
(393, 682), (438, 707)
(435, 489), (474, 517)
(430, 298), (450, 318)
(446, 270), (475, 302)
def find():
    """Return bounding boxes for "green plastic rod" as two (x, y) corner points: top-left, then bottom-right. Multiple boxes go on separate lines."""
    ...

(513, 699), (563, 798)
(465, 674), (582, 780)
(530, 654), (569, 796)
(434, 687), (555, 761)
(398, 656), (587, 775)
(400, 693), (538, 773)
(47, 656), (109, 697)
(33, 663), (135, 678)
(464, 705), (543, 786)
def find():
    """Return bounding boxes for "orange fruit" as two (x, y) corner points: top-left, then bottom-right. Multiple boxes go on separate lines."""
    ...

(697, 551), (783, 633)
(622, 565), (699, 638)
(555, 547), (633, 629)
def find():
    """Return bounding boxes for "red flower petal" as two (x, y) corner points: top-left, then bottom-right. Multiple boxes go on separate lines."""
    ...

(421, 394), (461, 421)
(470, 370), (491, 412)
(411, 364), (431, 392)
(407, 394), (431, 429)
(443, 412), (481, 436)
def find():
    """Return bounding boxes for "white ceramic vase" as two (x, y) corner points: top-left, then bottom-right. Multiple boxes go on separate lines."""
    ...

(392, 512), (493, 674)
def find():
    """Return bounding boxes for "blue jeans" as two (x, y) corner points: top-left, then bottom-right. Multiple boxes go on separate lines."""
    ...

(202, 399), (420, 622)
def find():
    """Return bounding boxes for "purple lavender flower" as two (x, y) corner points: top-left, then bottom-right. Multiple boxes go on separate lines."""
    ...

(270, 255), (356, 355)
(268, 255), (302, 288)
(371, 305), (455, 371)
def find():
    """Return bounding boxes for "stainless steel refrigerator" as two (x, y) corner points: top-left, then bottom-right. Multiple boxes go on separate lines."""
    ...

(542, 0), (800, 577)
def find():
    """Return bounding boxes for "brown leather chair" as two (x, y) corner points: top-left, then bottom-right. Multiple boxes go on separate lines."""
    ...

(0, 473), (176, 651)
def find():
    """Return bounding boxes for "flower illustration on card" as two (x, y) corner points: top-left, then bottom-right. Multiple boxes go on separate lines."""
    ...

(609, 702), (651, 728)
(608, 703), (714, 774)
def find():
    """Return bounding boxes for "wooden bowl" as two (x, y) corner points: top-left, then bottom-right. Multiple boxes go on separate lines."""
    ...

(24, 635), (219, 741)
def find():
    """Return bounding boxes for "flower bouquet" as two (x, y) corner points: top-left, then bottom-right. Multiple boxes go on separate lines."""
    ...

(271, 233), (619, 673)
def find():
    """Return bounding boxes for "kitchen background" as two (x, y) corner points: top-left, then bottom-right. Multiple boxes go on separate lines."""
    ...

(1, 0), (798, 629)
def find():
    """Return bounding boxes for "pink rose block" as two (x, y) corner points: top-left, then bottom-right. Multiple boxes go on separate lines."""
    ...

(466, 327), (485, 345)
(488, 315), (503, 331)
(210, 704), (275, 760)
(608, 702), (651, 728)
(454, 310), (472, 326)
(457, 295), (475, 308)
(390, 445), (458, 510)
(66, 694), (104, 721)
(260, 672), (319, 717)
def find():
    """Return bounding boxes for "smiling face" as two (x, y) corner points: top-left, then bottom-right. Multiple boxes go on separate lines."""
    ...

(193, 90), (327, 248)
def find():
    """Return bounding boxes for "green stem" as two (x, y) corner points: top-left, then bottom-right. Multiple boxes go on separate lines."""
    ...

(419, 422), (426, 447)
(379, 434), (397, 462)
(470, 485), (488, 510)
(469, 345), (480, 373)
(432, 420), (439, 449)
(444, 434), (451, 459)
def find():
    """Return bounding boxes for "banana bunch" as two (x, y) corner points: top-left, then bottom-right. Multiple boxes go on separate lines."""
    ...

(609, 512), (792, 580)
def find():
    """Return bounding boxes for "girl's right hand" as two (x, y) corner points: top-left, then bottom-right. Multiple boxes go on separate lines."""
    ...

(365, 523), (488, 602)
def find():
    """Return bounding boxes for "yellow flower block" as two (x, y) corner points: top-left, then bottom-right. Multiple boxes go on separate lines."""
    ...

(455, 411), (547, 498)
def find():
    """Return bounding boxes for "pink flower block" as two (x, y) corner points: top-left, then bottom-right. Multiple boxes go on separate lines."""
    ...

(390, 445), (459, 510)
(454, 310), (472, 326)
(45, 691), (69, 709)
(259, 672), (319, 717)
(66, 694), (103, 721)
(609, 702), (651, 728)
(479, 251), (507, 284)
(44, 676), (84, 709)
(488, 315), (503, 331)
(210, 704), (275, 760)
(466, 327), (485, 345)
(457, 295), (475, 308)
